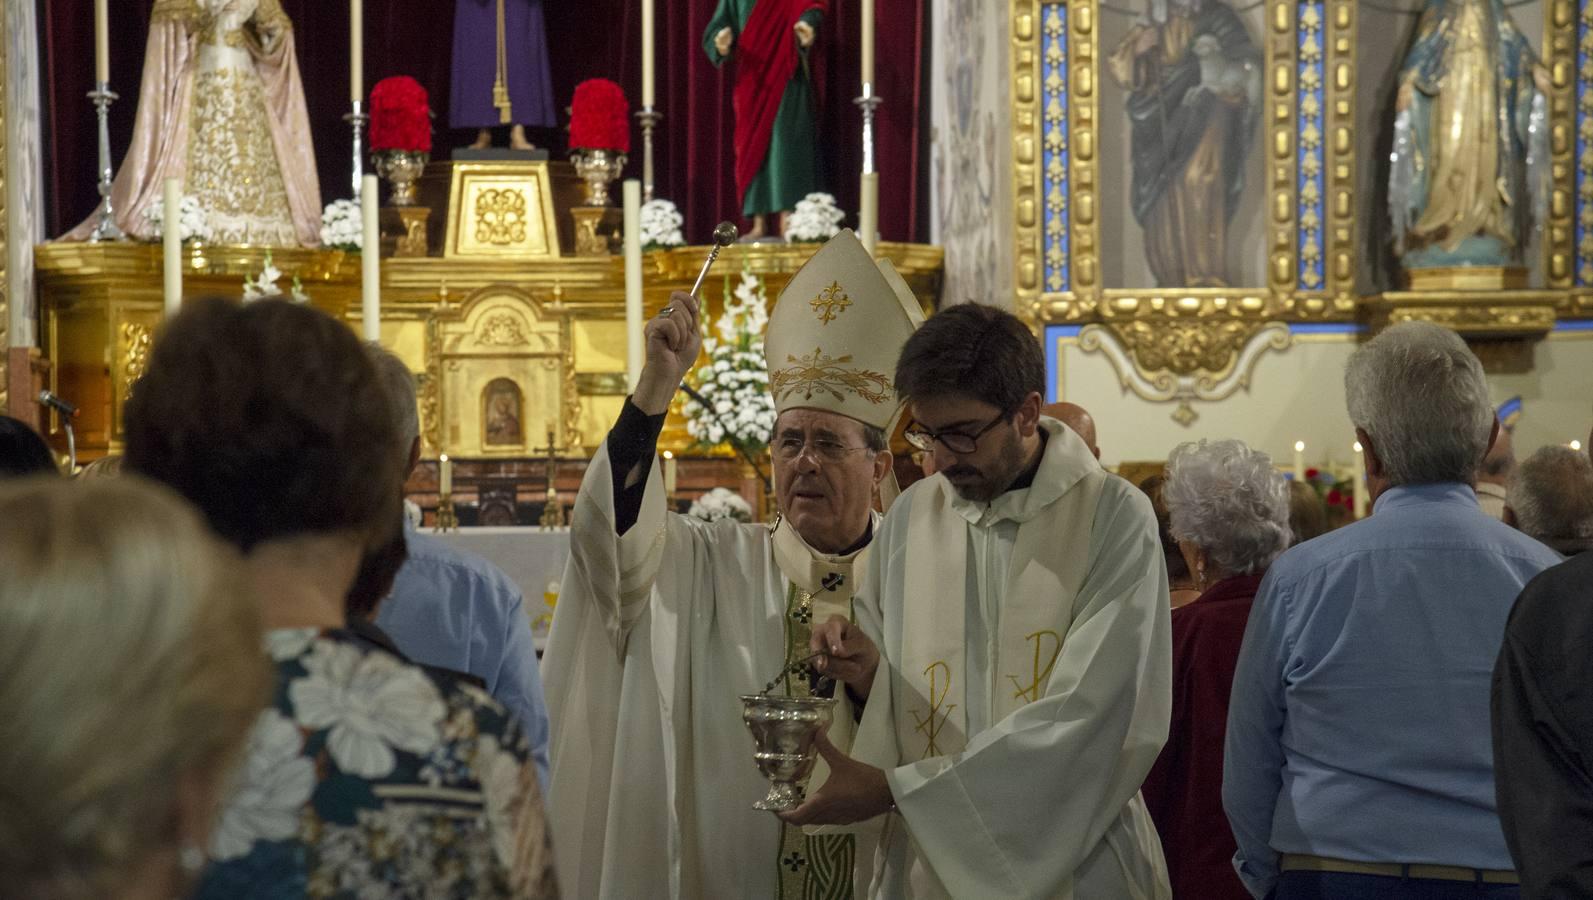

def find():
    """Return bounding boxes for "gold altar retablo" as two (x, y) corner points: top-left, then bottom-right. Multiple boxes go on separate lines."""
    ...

(1403, 266), (1530, 293)
(424, 160), (583, 260)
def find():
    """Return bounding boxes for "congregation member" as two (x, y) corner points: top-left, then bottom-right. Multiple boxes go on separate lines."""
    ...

(786, 303), (1173, 898)
(1141, 473), (1203, 607)
(1476, 423), (1515, 520)
(544, 231), (922, 898)
(1224, 322), (1561, 899)
(123, 297), (555, 897)
(1140, 438), (1290, 900)
(0, 414), (58, 477)
(1492, 527), (1593, 896)
(365, 344), (552, 788)
(1042, 400), (1101, 459)
(1286, 479), (1328, 546)
(0, 477), (268, 900)
(1504, 445), (1593, 557)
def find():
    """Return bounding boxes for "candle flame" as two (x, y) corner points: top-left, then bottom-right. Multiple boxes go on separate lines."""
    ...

(662, 450), (674, 460)
(1353, 442), (1363, 453)
(439, 453), (449, 463)
(1294, 441), (1305, 452)
(1573, 440), (1584, 452)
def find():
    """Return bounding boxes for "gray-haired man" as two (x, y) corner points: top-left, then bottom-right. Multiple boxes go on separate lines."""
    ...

(1223, 322), (1560, 899)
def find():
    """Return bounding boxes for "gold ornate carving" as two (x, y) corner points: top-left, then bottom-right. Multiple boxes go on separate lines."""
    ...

(381, 207), (430, 258)
(476, 312), (530, 347)
(770, 349), (892, 406)
(1078, 320), (1292, 425)
(473, 188), (529, 246)
(420, 315), (443, 455)
(809, 281), (852, 324)
(121, 322), (153, 392)
(1546, 0), (1578, 288)
(1385, 304), (1557, 335)
(570, 206), (622, 256)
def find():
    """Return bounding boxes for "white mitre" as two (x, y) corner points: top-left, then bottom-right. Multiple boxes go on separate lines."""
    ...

(764, 229), (925, 431)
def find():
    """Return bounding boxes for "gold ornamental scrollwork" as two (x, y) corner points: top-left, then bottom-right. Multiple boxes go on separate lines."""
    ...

(1078, 320), (1292, 426)
(476, 312), (530, 347)
(420, 315), (443, 455)
(121, 322), (153, 395)
(473, 188), (529, 246)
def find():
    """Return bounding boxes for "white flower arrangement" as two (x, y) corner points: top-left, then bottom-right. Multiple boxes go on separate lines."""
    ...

(243, 249), (311, 304)
(142, 193), (213, 243)
(687, 486), (755, 524)
(639, 198), (686, 251)
(783, 192), (846, 243)
(320, 199), (363, 250)
(682, 262), (777, 451)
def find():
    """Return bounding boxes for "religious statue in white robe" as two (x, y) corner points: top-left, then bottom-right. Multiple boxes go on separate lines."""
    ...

(63, 0), (321, 246)
(849, 418), (1174, 899)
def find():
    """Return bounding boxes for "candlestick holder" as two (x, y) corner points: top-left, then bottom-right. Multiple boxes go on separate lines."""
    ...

(345, 100), (370, 202)
(853, 84), (883, 176)
(635, 107), (663, 203)
(436, 495), (459, 532)
(87, 83), (124, 242)
(540, 487), (565, 529)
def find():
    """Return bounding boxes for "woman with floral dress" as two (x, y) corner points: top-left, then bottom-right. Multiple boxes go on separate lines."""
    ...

(124, 296), (556, 897)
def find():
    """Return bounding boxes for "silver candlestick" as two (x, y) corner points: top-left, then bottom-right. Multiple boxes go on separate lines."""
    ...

(87, 83), (124, 242)
(345, 100), (369, 201)
(854, 83), (882, 178)
(636, 107), (662, 203)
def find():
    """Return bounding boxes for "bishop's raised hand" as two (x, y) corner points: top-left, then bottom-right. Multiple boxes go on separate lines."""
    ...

(633, 291), (703, 416)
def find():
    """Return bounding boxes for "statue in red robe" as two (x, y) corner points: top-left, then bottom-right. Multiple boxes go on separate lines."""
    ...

(703, 0), (827, 238)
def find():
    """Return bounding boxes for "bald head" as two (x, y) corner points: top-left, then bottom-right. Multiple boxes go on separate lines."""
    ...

(1043, 401), (1099, 459)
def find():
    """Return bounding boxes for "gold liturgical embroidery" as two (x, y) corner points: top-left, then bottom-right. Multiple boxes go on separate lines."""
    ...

(185, 64), (296, 245)
(775, 583), (856, 900)
(770, 349), (891, 406)
(1006, 630), (1062, 704)
(809, 281), (852, 325)
(912, 661), (956, 758)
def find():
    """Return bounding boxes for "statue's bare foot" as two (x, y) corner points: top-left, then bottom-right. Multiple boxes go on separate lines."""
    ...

(470, 129), (493, 150)
(509, 125), (536, 151)
(745, 215), (767, 240)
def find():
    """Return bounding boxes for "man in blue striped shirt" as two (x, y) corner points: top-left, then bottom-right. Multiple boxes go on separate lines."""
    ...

(1223, 322), (1560, 899)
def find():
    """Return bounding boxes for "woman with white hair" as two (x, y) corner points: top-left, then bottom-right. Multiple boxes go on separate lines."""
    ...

(0, 476), (270, 899)
(1139, 438), (1290, 900)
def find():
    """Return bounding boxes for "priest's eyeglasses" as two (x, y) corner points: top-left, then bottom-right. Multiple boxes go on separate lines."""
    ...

(773, 436), (871, 463)
(903, 412), (1008, 455)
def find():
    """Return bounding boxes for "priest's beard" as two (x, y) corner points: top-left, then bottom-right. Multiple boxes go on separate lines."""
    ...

(940, 431), (1031, 504)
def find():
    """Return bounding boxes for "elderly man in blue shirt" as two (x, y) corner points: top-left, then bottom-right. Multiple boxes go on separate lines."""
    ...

(365, 345), (551, 789)
(1222, 321), (1560, 899)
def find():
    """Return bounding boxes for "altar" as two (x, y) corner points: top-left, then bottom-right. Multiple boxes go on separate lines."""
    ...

(420, 525), (569, 652)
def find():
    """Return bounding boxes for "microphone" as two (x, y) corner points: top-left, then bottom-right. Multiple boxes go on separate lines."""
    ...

(38, 390), (79, 419)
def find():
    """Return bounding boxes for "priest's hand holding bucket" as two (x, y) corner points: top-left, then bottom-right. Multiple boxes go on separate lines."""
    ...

(775, 727), (895, 827)
(633, 290), (702, 415)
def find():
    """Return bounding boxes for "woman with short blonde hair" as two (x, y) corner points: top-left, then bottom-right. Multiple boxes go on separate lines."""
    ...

(0, 476), (269, 899)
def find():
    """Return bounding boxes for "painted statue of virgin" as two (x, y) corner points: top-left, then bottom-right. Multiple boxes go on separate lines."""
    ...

(1389, 0), (1551, 274)
(64, 0), (321, 246)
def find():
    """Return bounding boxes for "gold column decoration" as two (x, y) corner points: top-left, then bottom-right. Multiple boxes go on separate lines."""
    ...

(1545, 0), (1581, 295)
(1324, 0), (1358, 311)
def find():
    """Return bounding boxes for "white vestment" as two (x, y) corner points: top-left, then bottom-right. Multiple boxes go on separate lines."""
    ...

(850, 419), (1173, 899)
(543, 442), (870, 899)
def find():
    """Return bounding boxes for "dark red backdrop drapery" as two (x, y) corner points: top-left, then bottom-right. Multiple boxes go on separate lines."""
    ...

(39, 0), (926, 245)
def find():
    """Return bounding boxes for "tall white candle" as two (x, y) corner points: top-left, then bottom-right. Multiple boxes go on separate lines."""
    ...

(662, 450), (677, 495)
(1352, 441), (1368, 519)
(1293, 440), (1306, 483)
(94, 0), (110, 83)
(861, 0), (876, 86)
(361, 175), (380, 342)
(350, 0), (364, 103)
(641, 0), (656, 108)
(859, 172), (879, 255)
(439, 453), (452, 496)
(623, 179), (644, 391)
(162, 179), (182, 318)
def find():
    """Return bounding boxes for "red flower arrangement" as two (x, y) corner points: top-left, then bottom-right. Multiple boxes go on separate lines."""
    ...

(369, 76), (432, 154)
(569, 79), (631, 153)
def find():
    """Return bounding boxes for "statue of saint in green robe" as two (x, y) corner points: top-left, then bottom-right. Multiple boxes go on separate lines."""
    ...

(704, 0), (827, 237)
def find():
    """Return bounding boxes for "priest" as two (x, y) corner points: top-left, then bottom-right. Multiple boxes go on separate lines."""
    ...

(783, 302), (1173, 898)
(543, 230), (923, 898)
